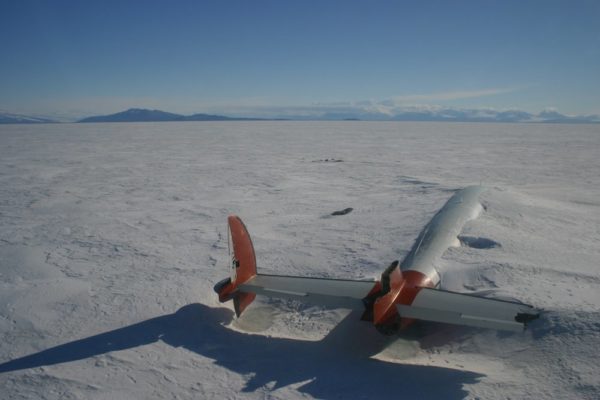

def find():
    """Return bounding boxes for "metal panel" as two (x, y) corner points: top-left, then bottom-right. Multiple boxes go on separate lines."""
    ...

(396, 287), (537, 331)
(239, 274), (376, 310)
(396, 304), (524, 331)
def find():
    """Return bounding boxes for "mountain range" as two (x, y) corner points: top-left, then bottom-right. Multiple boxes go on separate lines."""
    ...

(77, 108), (267, 123)
(1, 107), (598, 124)
(297, 107), (600, 123)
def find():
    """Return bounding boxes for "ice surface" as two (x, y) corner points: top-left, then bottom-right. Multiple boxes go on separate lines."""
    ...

(0, 121), (599, 399)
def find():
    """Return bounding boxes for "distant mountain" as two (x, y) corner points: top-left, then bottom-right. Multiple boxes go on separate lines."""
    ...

(0, 113), (56, 124)
(536, 110), (600, 124)
(78, 108), (267, 123)
(305, 108), (600, 123)
(183, 113), (265, 121)
(78, 108), (184, 123)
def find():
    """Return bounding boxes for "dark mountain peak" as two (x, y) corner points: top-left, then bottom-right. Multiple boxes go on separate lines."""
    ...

(78, 108), (184, 123)
(78, 108), (269, 123)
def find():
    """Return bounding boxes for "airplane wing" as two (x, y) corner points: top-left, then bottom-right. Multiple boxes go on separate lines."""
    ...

(219, 270), (537, 332)
(239, 274), (375, 310)
(215, 188), (539, 333)
(213, 215), (380, 316)
(397, 287), (538, 332)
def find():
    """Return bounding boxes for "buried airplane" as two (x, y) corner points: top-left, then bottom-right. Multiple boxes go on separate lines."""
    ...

(214, 186), (539, 335)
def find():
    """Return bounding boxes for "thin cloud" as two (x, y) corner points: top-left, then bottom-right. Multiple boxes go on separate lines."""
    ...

(391, 87), (521, 103)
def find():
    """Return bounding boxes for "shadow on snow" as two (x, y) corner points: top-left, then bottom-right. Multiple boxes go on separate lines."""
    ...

(0, 303), (483, 398)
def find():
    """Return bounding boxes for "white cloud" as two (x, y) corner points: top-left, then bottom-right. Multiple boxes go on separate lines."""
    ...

(390, 87), (520, 103)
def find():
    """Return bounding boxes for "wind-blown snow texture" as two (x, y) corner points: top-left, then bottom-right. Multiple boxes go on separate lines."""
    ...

(0, 121), (599, 399)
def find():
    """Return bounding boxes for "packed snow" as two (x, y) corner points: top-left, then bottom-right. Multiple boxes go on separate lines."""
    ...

(0, 121), (599, 399)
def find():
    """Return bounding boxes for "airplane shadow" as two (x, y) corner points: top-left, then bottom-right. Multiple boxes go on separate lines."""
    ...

(0, 303), (484, 399)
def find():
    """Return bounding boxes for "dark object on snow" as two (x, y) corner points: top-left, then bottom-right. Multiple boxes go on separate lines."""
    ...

(313, 158), (344, 163)
(515, 312), (540, 324)
(331, 207), (353, 216)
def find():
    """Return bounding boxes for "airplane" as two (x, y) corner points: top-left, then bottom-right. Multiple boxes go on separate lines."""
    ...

(214, 186), (539, 335)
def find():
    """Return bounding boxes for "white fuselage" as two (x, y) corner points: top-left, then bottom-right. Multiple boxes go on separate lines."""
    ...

(399, 186), (486, 287)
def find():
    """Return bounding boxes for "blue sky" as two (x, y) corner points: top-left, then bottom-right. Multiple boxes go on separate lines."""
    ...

(1, 0), (599, 119)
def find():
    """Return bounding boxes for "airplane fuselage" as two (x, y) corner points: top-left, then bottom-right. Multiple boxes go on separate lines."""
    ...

(370, 186), (486, 331)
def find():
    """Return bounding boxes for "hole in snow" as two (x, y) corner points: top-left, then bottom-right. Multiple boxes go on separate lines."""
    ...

(458, 236), (501, 249)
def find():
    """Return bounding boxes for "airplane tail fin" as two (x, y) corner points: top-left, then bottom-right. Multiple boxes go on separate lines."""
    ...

(396, 287), (539, 332)
(213, 215), (257, 316)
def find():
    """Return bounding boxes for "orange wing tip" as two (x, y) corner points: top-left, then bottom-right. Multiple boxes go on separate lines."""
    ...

(227, 215), (257, 286)
(233, 292), (256, 317)
(214, 215), (258, 316)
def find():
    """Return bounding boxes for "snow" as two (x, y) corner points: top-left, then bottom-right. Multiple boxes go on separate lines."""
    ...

(1, 121), (599, 399)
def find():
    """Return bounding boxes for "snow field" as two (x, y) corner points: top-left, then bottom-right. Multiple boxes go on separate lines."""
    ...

(1, 121), (599, 399)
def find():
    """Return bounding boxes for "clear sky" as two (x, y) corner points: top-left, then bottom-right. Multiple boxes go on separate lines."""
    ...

(1, 0), (599, 119)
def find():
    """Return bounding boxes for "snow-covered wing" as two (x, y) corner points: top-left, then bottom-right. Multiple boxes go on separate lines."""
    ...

(239, 274), (375, 310)
(397, 287), (538, 332)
